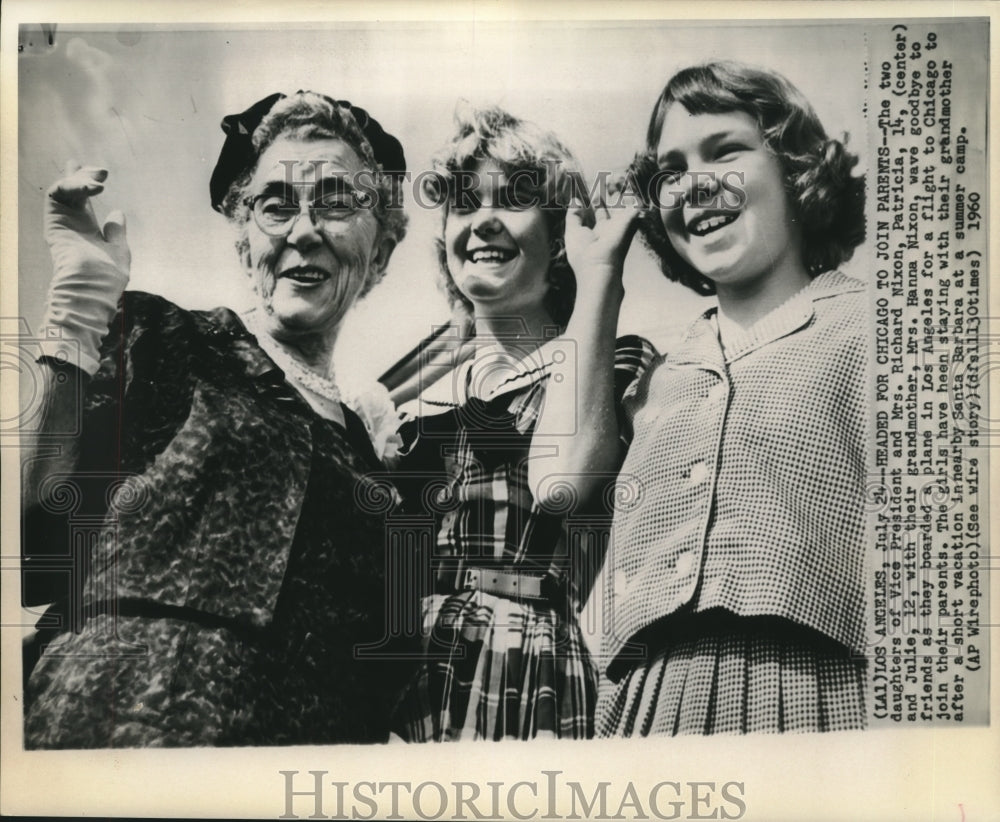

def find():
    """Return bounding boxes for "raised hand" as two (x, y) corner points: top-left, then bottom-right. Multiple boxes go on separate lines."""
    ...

(41, 162), (131, 374)
(564, 182), (643, 300)
(527, 181), (641, 507)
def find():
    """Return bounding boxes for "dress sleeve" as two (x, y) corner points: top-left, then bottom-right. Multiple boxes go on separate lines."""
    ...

(22, 291), (196, 608)
(613, 334), (659, 446)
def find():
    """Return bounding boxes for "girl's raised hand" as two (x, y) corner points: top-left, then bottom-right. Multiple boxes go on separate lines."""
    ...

(564, 181), (643, 298)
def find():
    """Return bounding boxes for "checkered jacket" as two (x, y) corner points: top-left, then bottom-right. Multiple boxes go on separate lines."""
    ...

(604, 271), (869, 678)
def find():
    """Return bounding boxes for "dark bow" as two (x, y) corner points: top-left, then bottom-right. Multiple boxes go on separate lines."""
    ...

(209, 91), (406, 212)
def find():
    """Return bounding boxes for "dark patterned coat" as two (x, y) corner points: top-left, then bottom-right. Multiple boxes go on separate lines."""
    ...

(23, 291), (414, 748)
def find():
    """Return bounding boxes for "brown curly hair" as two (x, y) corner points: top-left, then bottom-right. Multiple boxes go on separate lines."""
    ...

(426, 104), (582, 329)
(631, 61), (865, 295)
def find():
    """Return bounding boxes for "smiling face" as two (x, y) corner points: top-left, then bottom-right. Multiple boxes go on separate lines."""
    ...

(655, 107), (807, 298)
(243, 136), (391, 342)
(443, 162), (553, 321)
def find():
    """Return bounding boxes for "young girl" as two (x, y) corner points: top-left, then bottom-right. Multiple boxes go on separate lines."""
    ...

(582, 61), (868, 734)
(391, 105), (655, 740)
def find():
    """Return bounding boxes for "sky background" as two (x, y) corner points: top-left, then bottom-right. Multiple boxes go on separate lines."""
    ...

(18, 21), (870, 392)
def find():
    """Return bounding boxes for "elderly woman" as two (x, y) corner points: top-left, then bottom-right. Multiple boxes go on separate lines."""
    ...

(22, 91), (411, 747)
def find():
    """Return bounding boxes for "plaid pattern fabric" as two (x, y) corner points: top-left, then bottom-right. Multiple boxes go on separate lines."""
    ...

(393, 336), (656, 740)
(597, 612), (867, 736)
(603, 271), (869, 686)
(395, 593), (598, 740)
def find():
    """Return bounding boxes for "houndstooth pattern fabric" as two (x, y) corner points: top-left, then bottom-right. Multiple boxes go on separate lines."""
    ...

(597, 612), (867, 736)
(602, 271), (870, 684)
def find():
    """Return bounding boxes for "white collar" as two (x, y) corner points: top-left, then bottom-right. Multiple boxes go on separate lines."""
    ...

(465, 338), (559, 401)
(400, 337), (559, 418)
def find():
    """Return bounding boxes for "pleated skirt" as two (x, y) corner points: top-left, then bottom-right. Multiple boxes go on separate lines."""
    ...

(597, 611), (867, 736)
(392, 591), (598, 741)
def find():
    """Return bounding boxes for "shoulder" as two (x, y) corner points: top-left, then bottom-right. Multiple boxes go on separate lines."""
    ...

(117, 290), (189, 330)
(94, 291), (195, 376)
(111, 291), (246, 347)
(118, 291), (247, 334)
(808, 271), (867, 315)
(96, 291), (255, 385)
(805, 272), (868, 349)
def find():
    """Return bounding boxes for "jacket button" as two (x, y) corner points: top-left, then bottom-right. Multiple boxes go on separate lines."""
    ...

(675, 553), (694, 577)
(689, 462), (709, 485)
(707, 382), (727, 400)
(614, 571), (628, 596)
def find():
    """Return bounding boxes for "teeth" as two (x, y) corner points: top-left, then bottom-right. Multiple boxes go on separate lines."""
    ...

(690, 213), (738, 236)
(284, 268), (327, 282)
(469, 248), (515, 264)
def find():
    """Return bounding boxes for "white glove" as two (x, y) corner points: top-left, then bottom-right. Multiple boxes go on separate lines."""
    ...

(39, 162), (130, 375)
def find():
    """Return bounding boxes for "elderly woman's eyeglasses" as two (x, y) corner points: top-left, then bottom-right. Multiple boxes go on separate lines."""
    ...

(245, 186), (374, 237)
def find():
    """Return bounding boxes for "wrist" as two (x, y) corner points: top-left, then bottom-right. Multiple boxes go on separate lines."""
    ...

(573, 278), (625, 312)
(38, 336), (102, 376)
(40, 292), (120, 377)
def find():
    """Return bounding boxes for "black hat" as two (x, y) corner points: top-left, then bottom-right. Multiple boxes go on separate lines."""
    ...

(209, 92), (406, 212)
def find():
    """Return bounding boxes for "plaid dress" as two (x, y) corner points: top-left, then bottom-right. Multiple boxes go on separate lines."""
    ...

(597, 272), (869, 736)
(392, 336), (655, 741)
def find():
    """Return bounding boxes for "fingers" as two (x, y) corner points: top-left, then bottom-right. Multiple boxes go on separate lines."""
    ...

(567, 197), (596, 230)
(102, 210), (132, 272)
(48, 163), (109, 207)
(563, 198), (589, 257)
(608, 174), (643, 212)
(601, 212), (641, 264)
(102, 210), (127, 245)
(582, 193), (609, 222)
(62, 160), (107, 184)
(577, 194), (641, 242)
(566, 203), (586, 229)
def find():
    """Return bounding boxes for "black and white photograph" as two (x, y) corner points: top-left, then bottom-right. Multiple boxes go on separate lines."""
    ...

(1, 1), (995, 819)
